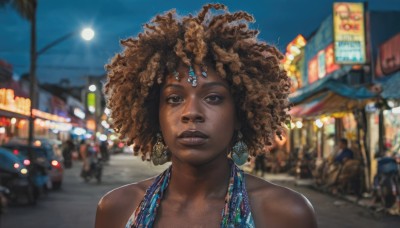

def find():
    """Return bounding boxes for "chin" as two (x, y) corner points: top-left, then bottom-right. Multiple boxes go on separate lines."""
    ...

(173, 148), (227, 166)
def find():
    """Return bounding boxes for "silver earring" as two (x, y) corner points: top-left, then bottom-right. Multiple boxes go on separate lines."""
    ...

(231, 131), (249, 166)
(152, 133), (169, 165)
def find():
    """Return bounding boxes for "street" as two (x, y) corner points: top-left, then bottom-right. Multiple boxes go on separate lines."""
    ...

(1, 154), (399, 228)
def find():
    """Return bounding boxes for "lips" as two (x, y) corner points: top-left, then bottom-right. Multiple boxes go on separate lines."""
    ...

(177, 130), (208, 146)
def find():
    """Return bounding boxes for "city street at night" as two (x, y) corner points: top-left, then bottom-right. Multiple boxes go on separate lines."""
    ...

(1, 0), (400, 227)
(1, 154), (399, 228)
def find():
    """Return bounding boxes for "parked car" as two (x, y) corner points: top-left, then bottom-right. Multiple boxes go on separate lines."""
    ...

(2, 140), (64, 190)
(0, 147), (36, 205)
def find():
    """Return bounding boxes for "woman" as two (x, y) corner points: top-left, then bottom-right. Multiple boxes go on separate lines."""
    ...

(96, 4), (317, 228)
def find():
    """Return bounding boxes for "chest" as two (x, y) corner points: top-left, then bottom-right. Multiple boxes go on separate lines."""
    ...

(153, 198), (225, 228)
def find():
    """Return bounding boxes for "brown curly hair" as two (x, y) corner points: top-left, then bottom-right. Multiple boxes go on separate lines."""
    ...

(104, 4), (291, 160)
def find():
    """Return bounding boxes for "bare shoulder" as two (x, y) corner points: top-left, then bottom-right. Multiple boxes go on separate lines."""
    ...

(245, 174), (318, 228)
(95, 178), (155, 228)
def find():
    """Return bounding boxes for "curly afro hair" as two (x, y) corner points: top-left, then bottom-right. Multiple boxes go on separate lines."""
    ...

(104, 4), (291, 160)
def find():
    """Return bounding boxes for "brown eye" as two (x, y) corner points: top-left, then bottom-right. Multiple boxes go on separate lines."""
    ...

(205, 95), (223, 104)
(166, 95), (183, 104)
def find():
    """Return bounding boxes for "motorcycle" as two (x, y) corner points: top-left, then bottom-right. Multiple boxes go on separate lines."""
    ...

(373, 156), (400, 215)
(81, 158), (103, 183)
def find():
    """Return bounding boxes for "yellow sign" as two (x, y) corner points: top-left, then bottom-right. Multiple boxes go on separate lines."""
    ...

(333, 2), (366, 64)
(0, 88), (31, 116)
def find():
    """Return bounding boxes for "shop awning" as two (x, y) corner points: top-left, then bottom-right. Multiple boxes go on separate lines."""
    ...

(379, 71), (400, 99)
(291, 92), (372, 119)
(289, 78), (376, 104)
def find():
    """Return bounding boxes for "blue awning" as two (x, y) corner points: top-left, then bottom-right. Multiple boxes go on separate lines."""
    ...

(379, 71), (400, 99)
(289, 71), (376, 104)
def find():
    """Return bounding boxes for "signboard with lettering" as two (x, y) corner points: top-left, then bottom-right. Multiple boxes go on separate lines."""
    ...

(0, 88), (30, 116)
(333, 2), (366, 64)
(375, 33), (400, 77)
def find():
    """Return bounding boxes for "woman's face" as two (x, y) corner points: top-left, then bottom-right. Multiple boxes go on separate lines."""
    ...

(159, 63), (238, 165)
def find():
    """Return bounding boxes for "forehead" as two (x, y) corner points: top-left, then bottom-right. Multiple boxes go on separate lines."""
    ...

(163, 63), (229, 89)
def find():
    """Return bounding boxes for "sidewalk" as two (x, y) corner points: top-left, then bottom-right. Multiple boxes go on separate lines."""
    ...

(259, 172), (400, 216)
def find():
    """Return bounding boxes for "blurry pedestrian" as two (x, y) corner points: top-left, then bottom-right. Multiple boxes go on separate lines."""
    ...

(100, 141), (109, 161)
(62, 139), (75, 168)
(79, 139), (89, 177)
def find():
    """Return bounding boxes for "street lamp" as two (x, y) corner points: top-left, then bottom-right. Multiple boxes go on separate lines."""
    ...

(28, 27), (95, 161)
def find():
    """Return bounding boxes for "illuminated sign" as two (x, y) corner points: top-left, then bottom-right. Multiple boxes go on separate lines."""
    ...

(86, 119), (96, 131)
(317, 50), (326, 79)
(325, 44), (340, 74)
(333, 2), (366, 64)
(376, 33), (400, 77)
(308, 57), (318, 84)
(32, 109), (70, 123)
(87, 93), (96, 114)
(0, 88), (31, 116)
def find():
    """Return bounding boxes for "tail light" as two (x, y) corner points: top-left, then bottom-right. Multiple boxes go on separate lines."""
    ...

(51, 160), (61, 168)
(13, 163), (20, 169)
(13, 149), (19, 155)
(118, 142), (124, 148)
(23, 159), (31, 166)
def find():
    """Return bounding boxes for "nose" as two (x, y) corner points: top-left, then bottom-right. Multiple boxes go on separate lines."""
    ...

(181, 97), (205, 123)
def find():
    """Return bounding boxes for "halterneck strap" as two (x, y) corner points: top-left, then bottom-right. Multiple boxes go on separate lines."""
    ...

(126, 161), (255, 228)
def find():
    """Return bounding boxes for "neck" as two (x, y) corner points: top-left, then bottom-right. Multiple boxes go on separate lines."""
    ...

(168, 155), (231, 200)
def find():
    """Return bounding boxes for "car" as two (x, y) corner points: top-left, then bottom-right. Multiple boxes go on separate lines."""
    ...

(0, 147), (36, 205)
(2, 140), (64, 190)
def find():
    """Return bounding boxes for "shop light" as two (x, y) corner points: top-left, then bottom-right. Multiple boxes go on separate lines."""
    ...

(85, 133), (92, 139)
(387, 100), (395, 108)
(392, 106), (400, 114)
(73, 127), (86, 136)
(104, 108), (111, 116)
(0, 127), (5, 134)
(99, 134), (107, 141)
(88, 84), (97, 92)
(315, 119), (323, 128)
(101, 120), (110, 129)
(74, 108), (86, 119)
(110, 134), (117, 141)
(295, 120), (303, 129)
(10, 118), (17, 125)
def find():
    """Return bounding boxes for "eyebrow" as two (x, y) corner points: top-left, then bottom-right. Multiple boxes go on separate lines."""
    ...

(162, 82), (229, 91)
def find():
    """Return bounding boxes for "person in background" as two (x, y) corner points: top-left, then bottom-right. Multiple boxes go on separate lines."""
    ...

(79, 139), (89, 177)
(62, 139), (75, 168)
(100, 141), (109, 162)
(334, 138), (354, 165)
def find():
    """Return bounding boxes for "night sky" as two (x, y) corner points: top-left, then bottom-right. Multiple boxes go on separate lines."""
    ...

(1, 0), (400, 85)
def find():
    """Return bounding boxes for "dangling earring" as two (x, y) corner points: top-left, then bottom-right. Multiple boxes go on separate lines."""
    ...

(152, 133), (169, 165)
(231, 131), (249, 166)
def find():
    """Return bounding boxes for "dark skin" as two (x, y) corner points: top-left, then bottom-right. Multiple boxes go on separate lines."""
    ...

(95, 63), (318, 228)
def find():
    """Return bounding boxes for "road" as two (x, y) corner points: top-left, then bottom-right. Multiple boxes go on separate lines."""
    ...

(0, 154), (399, 228)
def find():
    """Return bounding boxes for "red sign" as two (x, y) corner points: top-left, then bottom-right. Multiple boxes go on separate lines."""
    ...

(308, 57), (318, 84)
(325, 44), (340, 74)
(376, 33), (400, 77)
